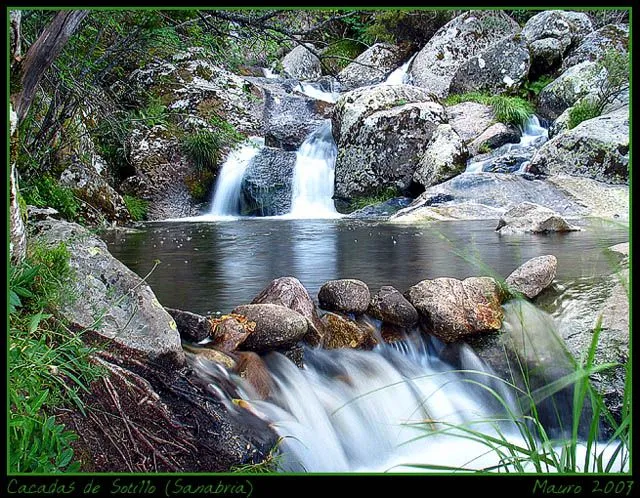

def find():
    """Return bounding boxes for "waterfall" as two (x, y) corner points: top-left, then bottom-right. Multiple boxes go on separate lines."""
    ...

(209, 138), (264, 218)
(285, 121), (341, 219)
(219, 302), (627, 473)
(295, 82), (340, 103)
(519, 114), (548, 147)
(383, 53), (417, 85)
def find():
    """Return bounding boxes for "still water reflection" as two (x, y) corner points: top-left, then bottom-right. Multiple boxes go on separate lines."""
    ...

(102, 218), (628, 315)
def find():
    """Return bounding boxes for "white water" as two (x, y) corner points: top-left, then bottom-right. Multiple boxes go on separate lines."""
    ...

(295, 81), (340, 103)
(465, 115), (549, 174)
(230, 301), (627, 473)
(208, 138), (264, 218)
(285, 121), (341, 219)
(383, 53), (417, 85)
(262, 67), (279, 79)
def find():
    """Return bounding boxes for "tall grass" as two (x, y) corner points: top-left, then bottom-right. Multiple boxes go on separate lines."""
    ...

(444, 92), (533, 128)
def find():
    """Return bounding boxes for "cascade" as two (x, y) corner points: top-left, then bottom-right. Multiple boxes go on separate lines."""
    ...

(383, 53), (417, 85)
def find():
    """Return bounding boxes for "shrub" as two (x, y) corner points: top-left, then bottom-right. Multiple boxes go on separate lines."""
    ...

(123, 194), (149, 221)
(567, 99), (601, 129)
(181, 129), (223, 170)
(21, 176), (81, 221)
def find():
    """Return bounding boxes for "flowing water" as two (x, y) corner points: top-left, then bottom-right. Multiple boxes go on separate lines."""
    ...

(383, 53), (417, 85)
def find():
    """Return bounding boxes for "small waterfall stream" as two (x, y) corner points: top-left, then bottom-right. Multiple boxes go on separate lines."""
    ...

(383, 53), (417, 85)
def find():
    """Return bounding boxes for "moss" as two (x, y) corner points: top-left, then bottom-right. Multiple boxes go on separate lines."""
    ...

(193, 64), (213, 80)
(184, 168), (215, 202)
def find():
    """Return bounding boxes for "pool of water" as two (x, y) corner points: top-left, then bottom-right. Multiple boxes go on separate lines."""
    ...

(101, 218), (628, 315)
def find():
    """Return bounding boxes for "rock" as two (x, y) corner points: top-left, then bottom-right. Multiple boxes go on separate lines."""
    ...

(450, 34), (531, 95)
(31, 219), (185, 365)
(183, 344), (237, 370)
(282, 44), (322, 80)
(26, 205), (60, 221)
(233, 304), (308, 353)
(537, 62), (605, 120)
(318, 279), (371, 315)
(608, 242), (629, 258)
(495, 202), (580, 234)
(368, 286), (419, 328)
(446, 102), (495, 144)
(549, 175), (629, 220)
(279, 344), (305, 369)
(522, 10), (593, 77)
(337, 43), (409, 91)
(234, 351), (273, 400)
(165, 307), (211, 343)
(262, 85), (332, 150)
(239, 147), (297, 216)
(59, 161), (131, 224)
(391, 172), (588, 222)
(467, 123), (521, 157)
(412, 124), (468, 188)
(562, 23), (629, 71)
(332, 84), (445, 201)
(321, 312), (375, 350)
(505, 255), (558, 299)
(210, 314), (255, 353)
(404, 276), (504, 343)
(528, 106), (629, 184)
(251, 276), (325, 346)
(348, 197), (413, 220)
(409, 11), (518, 98)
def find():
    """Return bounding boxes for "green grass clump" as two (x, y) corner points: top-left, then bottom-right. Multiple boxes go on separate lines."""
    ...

(123, 194), (149, 221)
(321, 39), (367, 74)
(21, 175), (82, 222)
(567, 99), (601, 130)
(9, 242), (103, 473)
(181, 129), (222, 170)
(444, 92), (534, 128)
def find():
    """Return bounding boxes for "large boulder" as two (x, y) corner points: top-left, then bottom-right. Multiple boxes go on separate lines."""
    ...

(239, 147), (297, 216)
(337, 43), (409, 91)
(467, 123), (521, 157)
(251, 276), (326, 346)
(404, 276), (504, 343)
(536, 61), (605, 120)
(450, 34), (531, 95)
(59, 161), (131, 225)
(521, 10), (593, 77)
(232, 304), (308, 353)
(332, 84), (446, 202)
(321, 312), (376, 350)
(562, 23), (629, 71)
(282, 44), (322, 80)
(495, 202), (580, 234)
(368, 286), (419, 328)
(446, 102), (495, 144)
(412, 124), (468, 189)
(409, 11), (519, 98)
(528, 106), (629, 184)
(30, 219), (185, 365)
(318, 279), (371, 315)
(505, 255), (558, 299)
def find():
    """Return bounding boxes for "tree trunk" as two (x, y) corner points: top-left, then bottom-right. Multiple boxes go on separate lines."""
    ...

(11, 10), (89, 122)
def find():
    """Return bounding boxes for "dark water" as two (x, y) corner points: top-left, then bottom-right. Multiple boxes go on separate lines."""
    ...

(101, 218), (628, 315)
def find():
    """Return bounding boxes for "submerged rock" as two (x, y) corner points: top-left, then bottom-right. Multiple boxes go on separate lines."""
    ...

(321, 312), (376, 350)
(234, 351), (273, 400)
(495, 202), (580, 234)
(505, 255), (558, 299)
(409, 10), (519, 98)
(368, 286), (419, 328)
(251, 276), (325, 346)
(31, 219), (185, 365)
(318, 279), (371, 315)
(405, 276), (504, 343)
(233, 304), (308, 353)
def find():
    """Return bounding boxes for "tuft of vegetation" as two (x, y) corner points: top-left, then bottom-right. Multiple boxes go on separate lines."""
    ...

(9, 242), (104, 473)
(567, 99), (601, 129)
(132, 96), (169, 128)
(321, 39), (367, 74)
(231, 438), (285, 473)
(520, 75), (554, 99)
(122, 194), (149, 221)
(350, 186), (401, 212)
(444, 92), (533, 128)
(184, 169), (216, 202)
(181, 129), (223, 171)
(21, 176), (82, 222)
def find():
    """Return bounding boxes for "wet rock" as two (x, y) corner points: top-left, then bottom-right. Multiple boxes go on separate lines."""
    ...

(321, 312), (376, 350)
(233, 304), (308, 353)
(450, 34), (531, 95)
(318, 279), (371, 315)
(562, 23), (629, 71)
(332, 84), (445, 201)
(522, 10), (593, 77)
(368, 286), (419, 328)
(348, 197), (414, 220)
(528, 106), (629, 185)
(183, 344), (237, 370)
(446, 102), (495, 144)
(165, 307), (211, 343)
(413, 124), (468, 188)
(31, 219), (185, 365)
(282, 44), (322, 80)
(234, 351), (273, 400)
(405, 276), (504, 343)
(210, 315), (255, 353)
(239, 147), (297, 216)
(545, 175), (628, 220)
(337, 43), (409, 91)
(495, 202), (580, 234)
(505, 255), (558, 299)
(251, 276), (325, 346)
(409, 11), (519, 98)
(467, 123), (521, 157)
